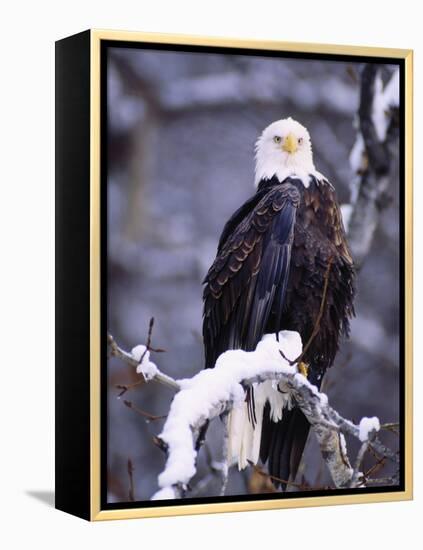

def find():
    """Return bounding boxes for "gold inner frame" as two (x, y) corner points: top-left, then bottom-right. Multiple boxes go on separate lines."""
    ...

(89, 29), (413, 521)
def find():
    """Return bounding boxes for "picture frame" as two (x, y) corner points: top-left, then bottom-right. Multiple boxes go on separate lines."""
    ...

(55, 29), (413, 521)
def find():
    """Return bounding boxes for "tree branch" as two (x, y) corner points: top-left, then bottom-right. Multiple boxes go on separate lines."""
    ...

(108, 333), (180, 391)
(108, 331), (398, 499)
(344, 66), (400, 267)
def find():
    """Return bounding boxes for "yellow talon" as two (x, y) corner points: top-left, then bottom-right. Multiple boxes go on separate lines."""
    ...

(298, 362), (309, 378)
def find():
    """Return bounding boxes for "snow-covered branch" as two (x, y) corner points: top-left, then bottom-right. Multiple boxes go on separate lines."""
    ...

(343, 66), (400, 267)
(108, 333), (180, 391)
(109, 331), (398, 500)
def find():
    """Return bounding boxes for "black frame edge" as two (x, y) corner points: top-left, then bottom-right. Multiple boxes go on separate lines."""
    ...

(55, 29), (91, 521)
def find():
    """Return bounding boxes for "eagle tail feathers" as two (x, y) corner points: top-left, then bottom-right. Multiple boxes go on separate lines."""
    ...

(262, 406), (310, 490)
(227, 382), (291, 471)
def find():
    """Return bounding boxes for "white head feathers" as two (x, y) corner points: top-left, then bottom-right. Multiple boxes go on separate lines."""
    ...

(254, 117), (323, 188)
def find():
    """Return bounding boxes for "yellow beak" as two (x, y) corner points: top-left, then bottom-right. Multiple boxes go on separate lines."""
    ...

(282, 133), (298, 154)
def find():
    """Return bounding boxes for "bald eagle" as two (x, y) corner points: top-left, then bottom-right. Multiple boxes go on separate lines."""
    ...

(202, 118), (355, 489)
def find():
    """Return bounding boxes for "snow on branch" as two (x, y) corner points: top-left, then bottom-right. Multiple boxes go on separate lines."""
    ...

(343, 66), (400, 267)
(108, 332), (180, 391)
(108, 331), (399, 500)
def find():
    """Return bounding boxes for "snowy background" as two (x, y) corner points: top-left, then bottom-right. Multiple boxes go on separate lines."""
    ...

(106, 46), (400, 502)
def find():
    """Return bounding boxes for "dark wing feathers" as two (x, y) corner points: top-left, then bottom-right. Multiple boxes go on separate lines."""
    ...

(203, 183), (300, 369)
(215, 190), (268, 252)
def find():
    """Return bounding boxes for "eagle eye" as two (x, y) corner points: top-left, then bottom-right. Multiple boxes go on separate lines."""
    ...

(298, 137), (304, 145)
(273, 136), (282, 144)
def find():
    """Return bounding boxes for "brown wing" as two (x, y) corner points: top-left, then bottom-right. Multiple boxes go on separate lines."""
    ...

(286, 178), (355, 373)
(202, 183), (301, 369)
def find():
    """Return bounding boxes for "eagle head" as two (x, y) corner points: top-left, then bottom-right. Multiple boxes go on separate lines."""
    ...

(254, 118), (317, 187)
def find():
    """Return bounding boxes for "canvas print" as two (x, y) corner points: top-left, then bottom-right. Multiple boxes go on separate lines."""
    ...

(105, 44), (403, 506)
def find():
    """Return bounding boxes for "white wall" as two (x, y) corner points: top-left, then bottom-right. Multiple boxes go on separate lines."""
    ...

(0, 1), (420, 548)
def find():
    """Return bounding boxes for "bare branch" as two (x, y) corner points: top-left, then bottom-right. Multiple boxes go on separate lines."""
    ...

(248, 462), (329, 492)
(127, 458), (135, 502)
(115, 379), (145, 397)
(123, 400), (167, 423)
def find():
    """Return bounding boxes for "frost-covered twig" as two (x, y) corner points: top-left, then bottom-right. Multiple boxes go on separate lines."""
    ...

(108, 333), (180, 391)
(344, 66), (399, 266)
